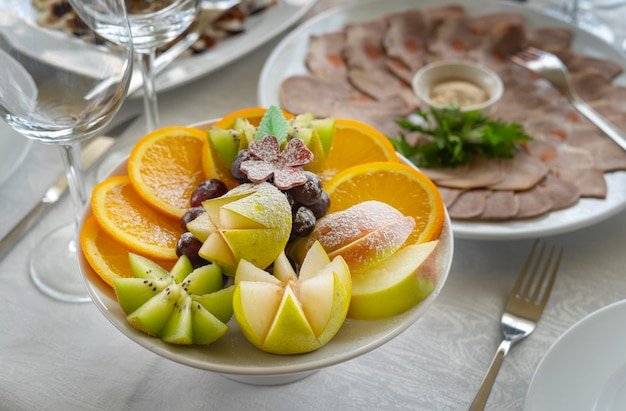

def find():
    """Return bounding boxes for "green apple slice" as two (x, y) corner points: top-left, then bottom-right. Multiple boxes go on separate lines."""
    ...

(348, 240), (439, 320)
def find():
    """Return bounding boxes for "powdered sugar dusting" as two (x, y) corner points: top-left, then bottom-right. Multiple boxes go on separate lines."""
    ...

(311, 201), (414, 251)
(240, 135), (314, 190)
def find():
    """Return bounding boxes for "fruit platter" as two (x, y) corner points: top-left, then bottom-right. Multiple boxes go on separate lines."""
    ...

(77, 107), (453, 385)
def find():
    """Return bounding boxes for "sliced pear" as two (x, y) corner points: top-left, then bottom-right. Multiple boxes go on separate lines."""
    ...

(199, 232), (237, 269)
(262, 286), (321, 354)
(298, 273), (335, 336)
(233, 281), (284, 348)
(233, 241), (351, 355)
(186, 212), (214, 242)
(194, 182), (292, 275)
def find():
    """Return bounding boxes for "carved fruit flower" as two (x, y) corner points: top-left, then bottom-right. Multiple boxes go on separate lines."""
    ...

(240, 135), (313, 190)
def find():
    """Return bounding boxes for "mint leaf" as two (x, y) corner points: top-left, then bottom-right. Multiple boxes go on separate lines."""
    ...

(255, 105), (288, 145)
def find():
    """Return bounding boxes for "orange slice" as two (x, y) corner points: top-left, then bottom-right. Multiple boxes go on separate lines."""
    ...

(324, 162), (445, 244)
(80, 216), (174, 288)
(91, 176), (184, 260)
(317, 119), (399, 184)
(128, 126), (207, 219)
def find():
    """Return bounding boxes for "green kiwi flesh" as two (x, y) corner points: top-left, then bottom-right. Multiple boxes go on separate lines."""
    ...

(191, 285), (235, 324)
(114, 277), (170, 315)
(127, 285), (181, 336)
(181, 264), (223, 296)
(115, 255), (233, 345)
(128, 253), (169, 280)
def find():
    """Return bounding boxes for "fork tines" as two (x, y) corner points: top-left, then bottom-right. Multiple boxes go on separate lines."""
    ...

(511, 240), (563, 307)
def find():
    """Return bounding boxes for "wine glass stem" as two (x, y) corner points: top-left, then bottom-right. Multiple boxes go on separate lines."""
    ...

(137, 49), (160, 132)
(563, 0), (580, 22)
(59, 142), (87, 231)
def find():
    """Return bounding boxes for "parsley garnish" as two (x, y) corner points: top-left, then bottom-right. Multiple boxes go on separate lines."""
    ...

(392, 106), (531, 168)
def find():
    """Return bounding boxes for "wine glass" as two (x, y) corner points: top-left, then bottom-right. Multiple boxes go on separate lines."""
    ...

(0, 0), (134, 302)
(121, 0), (201, 131)
(548, 0), (626, 43)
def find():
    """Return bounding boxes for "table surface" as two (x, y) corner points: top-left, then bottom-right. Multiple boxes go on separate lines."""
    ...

(2, 1), (626, 410)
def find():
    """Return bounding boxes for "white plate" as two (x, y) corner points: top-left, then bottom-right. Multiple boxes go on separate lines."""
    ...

(257, 0), (626, 241)
(140, 0), (319, 96)
(13, 0), (317, 97)
(78, 118), (454, 386)
(0, 121), (31, 186)
(524, 299), (626, 411)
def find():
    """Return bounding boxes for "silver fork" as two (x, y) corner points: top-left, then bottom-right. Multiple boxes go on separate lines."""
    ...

(469, 241), (563, 411)
(512, 47), (626, 152)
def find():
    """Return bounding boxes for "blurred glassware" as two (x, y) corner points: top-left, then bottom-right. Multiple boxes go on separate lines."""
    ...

(548, 0), (626, 43)
(0, 0), (134, 302)
(97, 0), (202, 132)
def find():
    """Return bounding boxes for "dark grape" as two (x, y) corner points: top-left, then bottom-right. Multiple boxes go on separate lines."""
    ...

(190, 179), (228, 207)
(288, 171), (322, 205)
(283, 190), (295, 207)
(292, 206), (316, 237)
(176, 232), (208, 268)
(231, 149), (252, 183)
(307, 190), (330, 219)
(180, 206), (206, 231)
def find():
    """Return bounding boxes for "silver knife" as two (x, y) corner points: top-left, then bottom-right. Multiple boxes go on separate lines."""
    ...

(0, 115), (139, 259)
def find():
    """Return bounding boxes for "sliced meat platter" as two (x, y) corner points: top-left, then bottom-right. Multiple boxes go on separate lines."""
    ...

(278, 2), (626, 223)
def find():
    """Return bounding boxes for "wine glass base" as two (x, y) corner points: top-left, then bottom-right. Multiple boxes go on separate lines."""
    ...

(29, 223), (91, 303)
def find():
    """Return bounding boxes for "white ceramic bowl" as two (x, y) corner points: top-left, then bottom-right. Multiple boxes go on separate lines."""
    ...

(78, 120), (454, 386)
(412, 60), (503, 114)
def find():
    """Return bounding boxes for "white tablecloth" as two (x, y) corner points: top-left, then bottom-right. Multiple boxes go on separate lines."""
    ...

(2, 1), (626, 409)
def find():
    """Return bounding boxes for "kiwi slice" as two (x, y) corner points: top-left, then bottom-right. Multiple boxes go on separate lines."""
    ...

(181, 264), (223, 296)
(128, 253), (169, 280)
(126, 285), (181, 336)
(191, 285), (235, 324)
(161, 294), (193, 344)
(191, 301), (230, 345)
(114, 277), (170, 315)
(114, 255), (233, 345)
